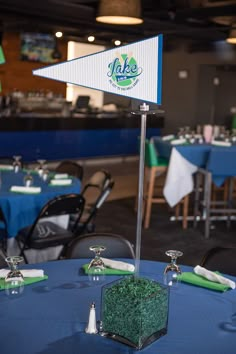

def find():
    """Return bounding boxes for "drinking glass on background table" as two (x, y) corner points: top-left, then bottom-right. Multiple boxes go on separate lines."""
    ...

(163, 250), (183, 287)
(87, 245), (106, 285)
(42, 165), (49, 181)
(23, 170), (34, 187)
(36, 159), (46, 177)
(4, 256), (24, 297)
(13, 155), (22, 173)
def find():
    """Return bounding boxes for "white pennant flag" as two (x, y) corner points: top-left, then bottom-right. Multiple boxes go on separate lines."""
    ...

(33, 35), (163, 104)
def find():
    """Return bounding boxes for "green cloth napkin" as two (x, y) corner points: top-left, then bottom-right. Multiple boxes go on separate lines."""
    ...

(0, 275), (48, 290)
(82, 263), (134, 275)
(178, 272), (230, 292)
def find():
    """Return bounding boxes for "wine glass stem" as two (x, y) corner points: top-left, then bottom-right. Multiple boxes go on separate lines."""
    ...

(171, 257), (181, 273)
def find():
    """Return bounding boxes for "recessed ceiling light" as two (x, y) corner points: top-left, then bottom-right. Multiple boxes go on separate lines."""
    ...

(55, 31), (63, 38)
(114, 40), (121, 46)
(88, 36), (95, 42)
(226, 29), (236, 44)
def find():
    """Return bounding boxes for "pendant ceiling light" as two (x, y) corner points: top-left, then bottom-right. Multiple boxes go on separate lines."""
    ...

(96, 0), (143, 25)
(226, 29), (236, 44)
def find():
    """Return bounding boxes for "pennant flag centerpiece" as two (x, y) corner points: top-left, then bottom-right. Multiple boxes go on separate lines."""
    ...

(33, 35), (163, 104)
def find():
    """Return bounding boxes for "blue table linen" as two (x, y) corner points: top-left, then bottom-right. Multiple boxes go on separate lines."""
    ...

(0, 170), (81, 237)
(0, 259), (235, 354)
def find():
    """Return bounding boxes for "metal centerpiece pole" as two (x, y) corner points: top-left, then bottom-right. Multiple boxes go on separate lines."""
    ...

(133, 103), (149, 275)
(132, 103), (164, 275)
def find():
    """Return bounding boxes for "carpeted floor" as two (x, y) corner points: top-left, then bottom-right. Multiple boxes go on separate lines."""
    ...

(95, 197), (236, 267)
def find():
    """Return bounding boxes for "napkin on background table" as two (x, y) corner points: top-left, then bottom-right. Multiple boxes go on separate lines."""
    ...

(162, 134), (175, 141)
(49, 178), (72, 186)
(170, 138), (187, 145)
(211, 140), (232, 147)
(10, 186), (42, 194)
(0, 164), (14, 170)
(54, 173), (69, 179)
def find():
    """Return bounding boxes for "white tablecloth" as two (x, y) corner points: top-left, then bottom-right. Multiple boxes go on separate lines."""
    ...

(163, 147), (198, 207)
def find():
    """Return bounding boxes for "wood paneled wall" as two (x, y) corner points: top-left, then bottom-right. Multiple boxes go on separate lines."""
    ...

(0, 32), (67, 95)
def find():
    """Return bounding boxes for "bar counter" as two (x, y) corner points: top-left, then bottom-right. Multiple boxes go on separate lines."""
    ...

(0, 113), (164, 161)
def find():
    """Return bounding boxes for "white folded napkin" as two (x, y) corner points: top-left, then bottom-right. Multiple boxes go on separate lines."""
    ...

(54, 173), (69, 179)
(0, 164), (14, 170)
(162, 134), (175, 141)
(194, 265), (235, 290)
(211, 140), (232, 147)
(50, 178), (72, 186)
(101, 258), (135, 272)
(170, 138), (187, 145)
(0, 268), (44, 278)
(10, 186), (41, 194)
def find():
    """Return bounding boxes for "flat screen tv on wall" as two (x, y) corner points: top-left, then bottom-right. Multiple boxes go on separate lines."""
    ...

(20, 33), (57, 63)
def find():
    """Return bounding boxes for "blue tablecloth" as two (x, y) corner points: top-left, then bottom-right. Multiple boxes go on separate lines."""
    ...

(0, 259), (235, 354)
(0, 170), (81, 238)
(154, 138), (236, 186)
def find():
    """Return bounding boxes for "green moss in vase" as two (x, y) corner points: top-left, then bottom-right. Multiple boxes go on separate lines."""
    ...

(102, 276), (169, 349)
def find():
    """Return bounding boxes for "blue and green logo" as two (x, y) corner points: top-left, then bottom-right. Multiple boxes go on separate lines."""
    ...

(107, 54), (142, 91)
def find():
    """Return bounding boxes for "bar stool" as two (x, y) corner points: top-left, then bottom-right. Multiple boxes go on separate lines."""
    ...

(143, 139), (189, 229)
(142, 140), (168, 228)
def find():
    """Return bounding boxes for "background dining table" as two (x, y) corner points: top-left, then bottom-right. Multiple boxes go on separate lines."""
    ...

(0, 258), (235, 354)
(152, 137), (236, 207)
(0, 169), (81, 239)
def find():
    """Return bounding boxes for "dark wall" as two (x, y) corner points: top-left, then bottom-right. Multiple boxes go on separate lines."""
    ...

(161, 43), (236, 134)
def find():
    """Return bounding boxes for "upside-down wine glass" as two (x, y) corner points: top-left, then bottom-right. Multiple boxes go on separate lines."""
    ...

(4, 256), (24, 297)
(163, 250), (183, 287)
(87, 245), (106, 285)
(13, 155), (22, 173)
(37, 159), (46, 177)
(23, 170), (34, 187)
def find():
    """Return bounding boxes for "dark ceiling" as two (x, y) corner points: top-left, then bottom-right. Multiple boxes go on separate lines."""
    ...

(1, 0), (236, 50)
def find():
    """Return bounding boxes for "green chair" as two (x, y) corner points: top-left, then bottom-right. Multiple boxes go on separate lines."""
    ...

(142, 139), (189, 229)
(143, 139), (168, 229)
(232, 115), (236, 131)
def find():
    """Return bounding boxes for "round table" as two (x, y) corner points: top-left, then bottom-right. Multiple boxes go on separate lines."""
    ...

(0, 259), (235, 354)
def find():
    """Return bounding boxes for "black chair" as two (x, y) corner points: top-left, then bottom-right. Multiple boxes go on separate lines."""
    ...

(70, 170), (112, 233)
(65, 232), (135, 259)
(16, 193), (85, 263)
(55, 160), (84, 180)
(74, 179), (115, 235)
(82, 169), (111, 196)
(200, 246), (236, 276)
(0, 157), (14, 164)
(0, 253), (7, 268)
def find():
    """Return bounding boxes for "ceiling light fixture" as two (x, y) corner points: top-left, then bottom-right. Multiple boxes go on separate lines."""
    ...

(96, 0), (143, 25)
(88, 35), (95, 42)
(114, 40), (121, 46)
(55, 31), (63, 38)
(226, 29), (236, 44)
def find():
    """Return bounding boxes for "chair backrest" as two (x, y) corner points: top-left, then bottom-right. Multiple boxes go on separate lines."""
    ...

(65, 232), (135, 259)
(79, 180), (114, 233)
(145, 140), (159, 167)
(81, 170), (111, 204)
(55, 160), (84, 180)
(200, 246), (236, 276)
(29, 193), (85, 237)
(0, 157), (14, 164)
